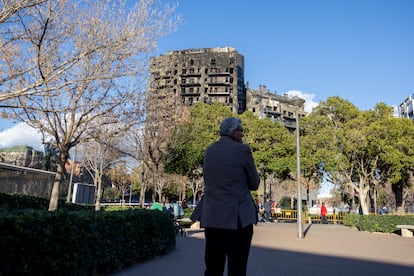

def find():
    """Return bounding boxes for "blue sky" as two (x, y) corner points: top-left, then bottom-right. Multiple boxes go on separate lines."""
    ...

(155, 0), (413, 111)
(1, 0), (413, 150)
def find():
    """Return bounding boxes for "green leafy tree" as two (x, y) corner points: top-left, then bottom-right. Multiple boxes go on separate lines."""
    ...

(241, 111), (295, 199)
(365, 104), (414, 212)
(303, 97), (414, 214)
(164, 103), (232, 203)
(300, 115), (334, 208)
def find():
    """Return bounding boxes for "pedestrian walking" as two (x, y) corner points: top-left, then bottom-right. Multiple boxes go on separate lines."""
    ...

(321, 202), (328, 224)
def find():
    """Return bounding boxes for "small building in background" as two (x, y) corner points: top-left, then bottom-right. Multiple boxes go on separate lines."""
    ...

(398, 93), (414, 119)
(0, 162), (58, 198)
(0, 145), (43, 168)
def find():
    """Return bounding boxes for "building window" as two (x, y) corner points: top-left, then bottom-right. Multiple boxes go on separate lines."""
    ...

(190, 59), (194, 65)
(230, 58), (234, 64)
(211, 59), (216, 65)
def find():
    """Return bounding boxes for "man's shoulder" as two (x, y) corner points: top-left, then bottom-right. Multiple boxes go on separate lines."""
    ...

(214, 137), (250, 149)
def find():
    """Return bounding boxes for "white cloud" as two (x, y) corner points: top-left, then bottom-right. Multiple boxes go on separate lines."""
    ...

(392, 105), (400, 117)
(0, 123), (44, 152)
(285, 90), (318, 113)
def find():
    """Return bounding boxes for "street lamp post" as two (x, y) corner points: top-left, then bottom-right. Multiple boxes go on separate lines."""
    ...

(296, 111), (303, 239)
(67, 145), (77, 203)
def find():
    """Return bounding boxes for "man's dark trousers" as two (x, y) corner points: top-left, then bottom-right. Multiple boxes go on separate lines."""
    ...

(204, 224), (253, 276)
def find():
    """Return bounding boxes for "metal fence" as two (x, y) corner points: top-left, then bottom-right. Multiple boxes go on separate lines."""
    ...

(273, 209), (346, 224)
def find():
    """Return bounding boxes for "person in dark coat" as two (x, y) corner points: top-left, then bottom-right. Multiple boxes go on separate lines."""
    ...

(191, 117), (260, 276)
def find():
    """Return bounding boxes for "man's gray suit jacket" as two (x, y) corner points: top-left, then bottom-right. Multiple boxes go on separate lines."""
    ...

(197, 135), (260, 230)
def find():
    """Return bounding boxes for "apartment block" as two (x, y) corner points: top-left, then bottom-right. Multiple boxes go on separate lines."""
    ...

(246, 84), (306, 130)
(399, 93), (414, 119)
(148, 47), (306, 129)
(149, 47), (246, 114)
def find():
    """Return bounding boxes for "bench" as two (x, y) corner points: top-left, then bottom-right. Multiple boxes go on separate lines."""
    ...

(175, 218), (202, 236)
(396, 225), (414, 238)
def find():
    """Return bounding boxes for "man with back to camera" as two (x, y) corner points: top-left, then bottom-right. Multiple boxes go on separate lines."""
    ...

(191, 117), (260, 276)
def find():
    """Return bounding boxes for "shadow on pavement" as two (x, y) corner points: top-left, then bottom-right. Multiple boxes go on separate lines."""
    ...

(112, 234), (414, 276)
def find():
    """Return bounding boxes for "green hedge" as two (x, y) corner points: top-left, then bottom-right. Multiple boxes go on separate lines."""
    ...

(343, 213), (414, 233)
(0, 192), (93, 211)
(0, 193), (176, 275)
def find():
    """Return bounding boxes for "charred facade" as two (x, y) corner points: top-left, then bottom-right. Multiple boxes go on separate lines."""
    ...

(148, 47), (306, 129)
(246, 84), (306, 131)
(149, 47), (246, 114)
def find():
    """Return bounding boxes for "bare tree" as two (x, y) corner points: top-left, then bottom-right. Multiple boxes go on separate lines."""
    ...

(109, 162), (131, 206)
(0, 0), (179, 210)
(0, 0), (48, 106)
(79, 136), (123, 211)
(0, 1), (47, 25)
(185, 167), (203, 205)
(140, 58), (190, 203)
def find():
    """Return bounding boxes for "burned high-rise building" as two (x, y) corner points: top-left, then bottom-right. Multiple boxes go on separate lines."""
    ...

(148, 47), (306, 131)
(246, 84), (307, 131)
(149, 47), (246, 114)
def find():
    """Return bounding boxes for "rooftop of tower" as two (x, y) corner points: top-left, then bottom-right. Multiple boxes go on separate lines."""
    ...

(165, 47), (238, 56)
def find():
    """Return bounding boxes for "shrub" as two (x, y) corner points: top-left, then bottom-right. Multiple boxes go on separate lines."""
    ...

(343, 213), (414, 234)
(0, 195), (176, 275)
(0, 192), (93, 212)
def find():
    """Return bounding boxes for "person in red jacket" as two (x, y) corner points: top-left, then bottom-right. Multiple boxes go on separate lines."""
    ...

(321, 202), (328, 224)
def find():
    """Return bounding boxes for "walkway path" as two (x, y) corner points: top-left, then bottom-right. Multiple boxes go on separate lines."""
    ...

(112, 223), (414, 276)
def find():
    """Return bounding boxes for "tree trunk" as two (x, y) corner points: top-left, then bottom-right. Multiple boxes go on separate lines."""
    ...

(357, 184), (370, 215)
(48, 151), (68, 211)
(95, 177), (102, 211)
(392, 183), (403, 209)
(392, 183), (404, 214)
(140, 184), (146, 208)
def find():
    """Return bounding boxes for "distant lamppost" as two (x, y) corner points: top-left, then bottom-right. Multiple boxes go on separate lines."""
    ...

(67, 146), (77, 203)
(292, 98), (305, 239)
(296, 111), (303, 239)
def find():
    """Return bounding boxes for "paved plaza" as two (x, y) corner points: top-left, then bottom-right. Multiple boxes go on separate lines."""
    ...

(112, 223), (414, 276)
